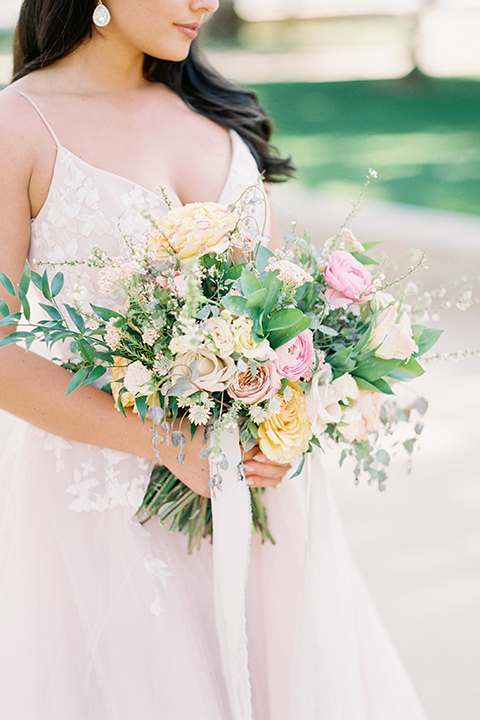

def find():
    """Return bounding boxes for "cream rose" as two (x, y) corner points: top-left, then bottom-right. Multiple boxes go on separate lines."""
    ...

(147, 202), (239, 261)
(258, 383), (312, 464)
(305, 365), (342, 436)
(205, 316), (235, 359)
(227, 361), (281, 405)
(171, 349), (235, 396)
(370, 304), (418, 360)
(231, 316), (272, 360)
(123, 360), (154, 396)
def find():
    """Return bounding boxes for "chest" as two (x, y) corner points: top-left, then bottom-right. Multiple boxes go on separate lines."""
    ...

(30, 95), (234, 218)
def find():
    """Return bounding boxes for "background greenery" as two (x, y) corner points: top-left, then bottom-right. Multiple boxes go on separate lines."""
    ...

(252, 77), (480, 216)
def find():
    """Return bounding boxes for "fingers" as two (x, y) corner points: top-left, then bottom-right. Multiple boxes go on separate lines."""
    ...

(243, 456), (292, 489)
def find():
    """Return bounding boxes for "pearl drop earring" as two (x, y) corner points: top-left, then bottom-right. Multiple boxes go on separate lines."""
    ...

(93, 1), (111, 27)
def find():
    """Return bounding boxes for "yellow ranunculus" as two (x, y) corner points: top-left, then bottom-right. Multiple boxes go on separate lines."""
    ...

(146, 202), (239, 261)
(258, 383), (312, 464)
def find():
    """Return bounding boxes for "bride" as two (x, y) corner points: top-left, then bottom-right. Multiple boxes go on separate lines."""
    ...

(0, 1), (428, 718)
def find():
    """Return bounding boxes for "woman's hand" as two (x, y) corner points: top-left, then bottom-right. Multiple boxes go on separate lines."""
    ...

(242, 445), (291, 489)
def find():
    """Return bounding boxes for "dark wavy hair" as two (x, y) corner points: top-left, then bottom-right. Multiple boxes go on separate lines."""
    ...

(12, 0), (294, 183)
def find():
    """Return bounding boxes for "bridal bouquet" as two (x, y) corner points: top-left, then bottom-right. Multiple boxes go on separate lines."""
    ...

(0, 174), (441, 550)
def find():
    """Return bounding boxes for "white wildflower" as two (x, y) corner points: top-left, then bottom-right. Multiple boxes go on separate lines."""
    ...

(188, 405), (212, 426)
(249, 404), (270, 424)
(268, 396), (282, 416)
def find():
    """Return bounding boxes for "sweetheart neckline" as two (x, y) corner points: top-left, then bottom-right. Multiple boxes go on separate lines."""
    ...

(31, 128), (239, 226)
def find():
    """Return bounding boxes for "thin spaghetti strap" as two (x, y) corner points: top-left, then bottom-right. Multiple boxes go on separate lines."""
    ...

(11, 89), (62, 147)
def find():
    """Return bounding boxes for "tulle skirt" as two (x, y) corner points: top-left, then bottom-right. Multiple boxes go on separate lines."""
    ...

(0, 418), (427, 719)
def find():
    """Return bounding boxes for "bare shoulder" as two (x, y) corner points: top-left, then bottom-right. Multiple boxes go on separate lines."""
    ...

(0, 82), (42, 177)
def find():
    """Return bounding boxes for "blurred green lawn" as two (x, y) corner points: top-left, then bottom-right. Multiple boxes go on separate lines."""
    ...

(252, 78), (480, 216)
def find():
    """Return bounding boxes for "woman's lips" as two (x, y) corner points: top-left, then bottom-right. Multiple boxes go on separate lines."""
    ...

(174, 23), (200, 40)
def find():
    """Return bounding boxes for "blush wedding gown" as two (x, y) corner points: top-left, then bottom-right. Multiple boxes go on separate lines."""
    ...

(0, 90), (428, 720)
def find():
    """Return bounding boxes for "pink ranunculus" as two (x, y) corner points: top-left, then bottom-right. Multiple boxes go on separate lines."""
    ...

(273, 328), (315, 382)
(323, 250), (373, 308)
(227, 360), (282, 405)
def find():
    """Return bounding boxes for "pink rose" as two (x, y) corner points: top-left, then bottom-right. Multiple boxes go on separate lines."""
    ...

(227, 361), (281, 405)
(323, 250), (373, 308)
(273, 329), (315, 381)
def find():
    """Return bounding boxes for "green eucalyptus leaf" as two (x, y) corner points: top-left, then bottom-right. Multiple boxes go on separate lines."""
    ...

(245, 288), (267, 310)
(240, 268), (261, 296)
(0, 331), (34, 348)
(65, 366), (90, 395)
(51, 272), (65, 298)
(350, 251), (379, 266)
(254, 244), (274, 273)
(224, 264), (244, 282)
(65, 304), (85, 332)
(0, 312), (21, 326)
(39, 303), (64, 322)
(412, 326), (443, 356)
(222, 295), (247, 316)
(354, 357), (401, 383)
(77, 338), (96, 364)
(30, 270), (43, 292)
(0, 272), (16, 297)
(354, 376), (394, 395)
(261, 272), (282, 316)
(89, 304), (123, 321)
(0, 298), (11, 317)
(19, 260), (31, 294)
(41, 271), (52, 302)
(388, 357), (425, 381)
(135, 395), (149, 423)
(17, 286), (31, 321)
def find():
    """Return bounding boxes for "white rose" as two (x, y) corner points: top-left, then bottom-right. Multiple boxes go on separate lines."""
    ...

(337, 405), (363, 442)
(371, 291), (395, 311)
(305, 364), (343, 437)
(123, 360), (154, 396)
(370, 304), (418, 360)
(169, 335), (193, 355)
(331, 373), (359, 404)
(205, 316), (235, 359)
(231, 316), (272, 360)
(172, 349), (236, 396)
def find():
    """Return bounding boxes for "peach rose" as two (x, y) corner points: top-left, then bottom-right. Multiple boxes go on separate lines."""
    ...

(258, 383), (312, 464)
(273, 328), (315, 381)
(147, 202), (239, 261)
(171, 349), (235, 396)
(339, 390), (383, 442)
(227, 361), (281, 405)
(323, 250), (373, 308)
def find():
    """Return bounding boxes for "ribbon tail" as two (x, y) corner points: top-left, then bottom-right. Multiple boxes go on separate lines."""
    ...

(211, 427), (253, 720)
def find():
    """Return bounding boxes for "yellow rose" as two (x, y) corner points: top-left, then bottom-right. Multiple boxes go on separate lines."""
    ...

(147, 202), (239, 261)
(258, 383), (312, 464)
(111, 356), (135, 410)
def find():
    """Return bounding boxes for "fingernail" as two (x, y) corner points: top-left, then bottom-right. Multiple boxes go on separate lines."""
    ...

(246, 479), (254, 486)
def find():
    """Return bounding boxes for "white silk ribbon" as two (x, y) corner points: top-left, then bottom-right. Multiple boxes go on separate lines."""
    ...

(210, 426), (253, 720)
